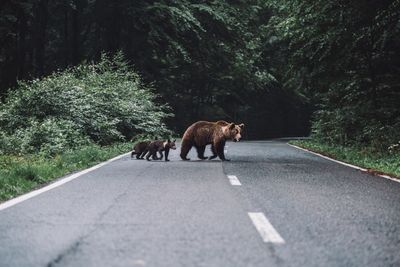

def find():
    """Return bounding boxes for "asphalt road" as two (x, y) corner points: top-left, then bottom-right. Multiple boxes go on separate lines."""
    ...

(1, 140), (399, 267)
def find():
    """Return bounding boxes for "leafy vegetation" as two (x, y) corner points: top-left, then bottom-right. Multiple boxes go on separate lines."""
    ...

(0, 53), (172, 156)
(0, 0), (310, 138)
(0, 1), (399, 157)
(265, 0), (400, 149)
(0, 143), (132, 202)
(290, 140), (400, 178)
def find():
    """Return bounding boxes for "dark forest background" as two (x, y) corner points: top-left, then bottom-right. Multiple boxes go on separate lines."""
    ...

(1, 0), (399, 148)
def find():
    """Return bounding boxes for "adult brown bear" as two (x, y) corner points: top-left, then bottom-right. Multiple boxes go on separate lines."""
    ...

(180, 120), (244, 161)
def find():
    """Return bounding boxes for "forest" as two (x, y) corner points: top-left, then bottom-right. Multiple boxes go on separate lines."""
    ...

(0, 0), (399, 151)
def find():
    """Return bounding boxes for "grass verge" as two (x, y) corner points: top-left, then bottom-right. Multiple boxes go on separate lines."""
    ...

(0, 142), (132, 203)
(289, 139), (400, 178)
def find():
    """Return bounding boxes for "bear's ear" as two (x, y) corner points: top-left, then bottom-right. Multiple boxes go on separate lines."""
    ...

(238, 123), (245, 129)
(229, 123), (235, 130)
(173, 139), (176, 142)
(167, 138), (171, 142)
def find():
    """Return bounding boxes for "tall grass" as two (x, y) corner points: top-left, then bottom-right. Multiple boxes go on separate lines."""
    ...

(290, 140), (400, 178)
(0, 143), (132, 202)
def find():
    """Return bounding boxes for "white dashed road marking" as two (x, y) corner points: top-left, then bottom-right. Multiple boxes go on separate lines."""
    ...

(248, 212), (285, 244)
(227, 175), (242, 186)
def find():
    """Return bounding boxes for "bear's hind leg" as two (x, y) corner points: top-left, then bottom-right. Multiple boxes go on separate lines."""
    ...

(196, 145), (207, 160)
(146, 149), (154, 161)
(135, 151), (143, 159)
(180, 140), (192, 160)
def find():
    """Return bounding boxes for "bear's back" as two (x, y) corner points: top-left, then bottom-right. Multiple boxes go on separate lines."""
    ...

(134, 141), (150, 151)
(188, 121), (219, 135)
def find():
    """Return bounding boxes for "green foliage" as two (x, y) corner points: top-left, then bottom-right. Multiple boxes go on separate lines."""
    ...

(0, 142), (132, 202)
(0, 118), (89, 155)
(265, 0), (400, 149)
(290, 139), (400, 178)
(0, 53), (172, 155)
(1, 0), (311, 138)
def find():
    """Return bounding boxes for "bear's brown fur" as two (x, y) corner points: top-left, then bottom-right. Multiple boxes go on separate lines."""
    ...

(180, 121), (244, 161)
(131, 140), (151, 159)
(146, 139), (177, 161)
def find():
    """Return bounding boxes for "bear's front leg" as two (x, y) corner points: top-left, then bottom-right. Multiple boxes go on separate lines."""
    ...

(208, 144), (218, 160)
(195, 145), (208, 160)
(216, 141), (230, 161)
(164, 149), (170, 161)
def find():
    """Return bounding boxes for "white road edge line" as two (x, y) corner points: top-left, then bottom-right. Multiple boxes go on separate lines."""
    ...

(227, 175), (242, 186)
(0, 151), (131, 211)
(288, 143), (400, 184)
(248, 212), (285, 244)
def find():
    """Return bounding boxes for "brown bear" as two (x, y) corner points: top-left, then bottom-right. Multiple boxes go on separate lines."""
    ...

(131, 140), (151, 159)
(180, 121), (244, 161)
(146, 139), (177, 161)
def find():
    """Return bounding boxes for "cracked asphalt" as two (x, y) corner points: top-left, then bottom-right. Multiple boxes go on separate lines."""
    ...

(1, 140), (399, 267)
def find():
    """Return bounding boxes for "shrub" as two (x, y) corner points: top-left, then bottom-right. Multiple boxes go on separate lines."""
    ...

(0, 52), (173, 155)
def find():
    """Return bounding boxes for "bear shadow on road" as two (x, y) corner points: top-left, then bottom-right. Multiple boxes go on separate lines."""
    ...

(170, 159), (224, 163)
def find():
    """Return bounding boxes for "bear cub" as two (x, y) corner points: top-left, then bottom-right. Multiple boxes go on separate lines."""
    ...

(146, 139), (177, 161)
(131, 140), (151, 159)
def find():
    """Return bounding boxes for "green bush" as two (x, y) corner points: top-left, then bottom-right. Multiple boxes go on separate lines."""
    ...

(0, 52), (172, 155)
(312, 108), (400, 151)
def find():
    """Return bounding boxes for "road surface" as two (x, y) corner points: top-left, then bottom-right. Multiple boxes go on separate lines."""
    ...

(0, 140), (399, 267)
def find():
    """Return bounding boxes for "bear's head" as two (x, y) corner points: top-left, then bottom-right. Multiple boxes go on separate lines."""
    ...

(223, 123), (245, 142)
(166, 139), (177, 150)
